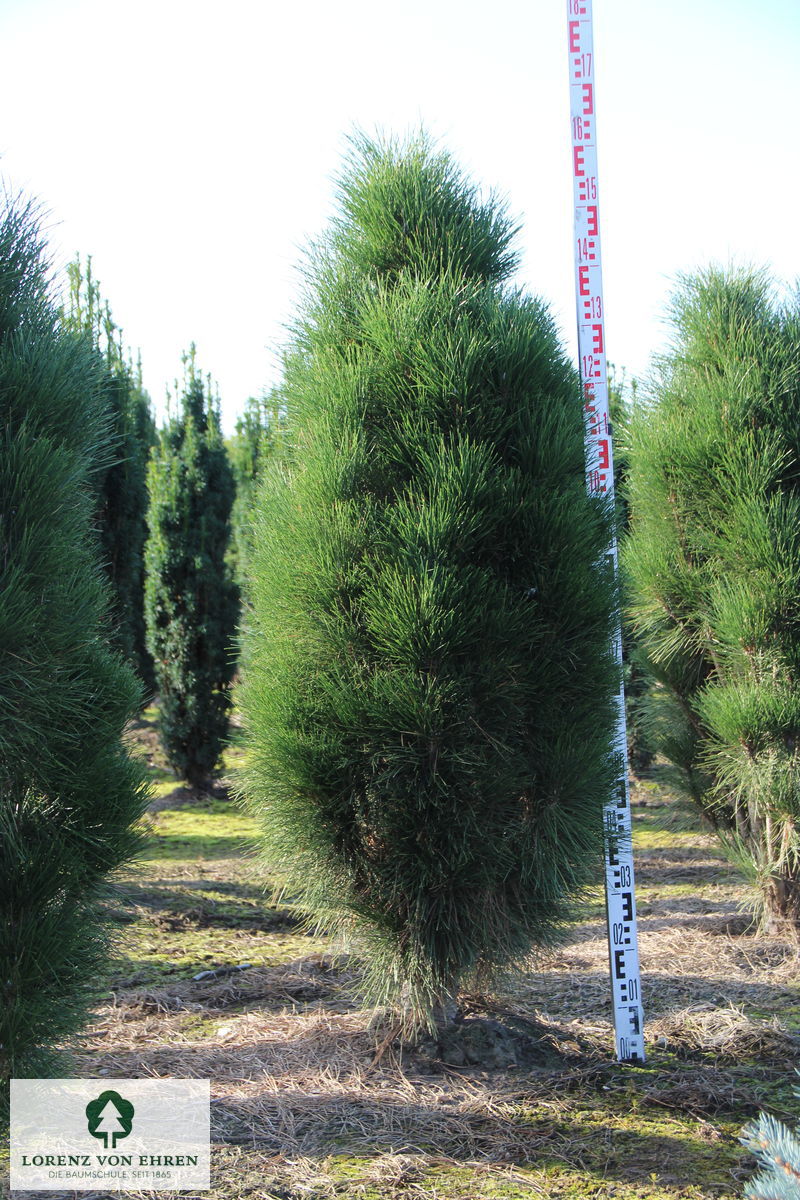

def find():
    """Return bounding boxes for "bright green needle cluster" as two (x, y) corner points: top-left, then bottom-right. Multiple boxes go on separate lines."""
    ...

(625, 266), (800, 932)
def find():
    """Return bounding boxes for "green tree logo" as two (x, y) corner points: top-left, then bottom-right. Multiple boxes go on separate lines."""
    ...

(85, 1090), (135, 1149)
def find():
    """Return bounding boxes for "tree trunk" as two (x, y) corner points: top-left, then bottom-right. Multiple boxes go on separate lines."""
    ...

(431, 990), (459, 1032)
(762, 871), (800, 940)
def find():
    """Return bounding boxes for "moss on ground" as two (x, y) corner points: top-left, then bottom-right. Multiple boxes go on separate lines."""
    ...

(222, 1145), (745, 1200)
(105, 924), (327, 990)
(138, 799), (256, 860)
(632, 814), (716, 853)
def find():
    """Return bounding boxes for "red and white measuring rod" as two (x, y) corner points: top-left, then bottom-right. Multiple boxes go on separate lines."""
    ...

(566, 0), (645, 1064)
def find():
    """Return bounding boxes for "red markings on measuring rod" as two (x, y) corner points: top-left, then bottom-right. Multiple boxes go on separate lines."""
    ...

(566, 0), (645, 1065)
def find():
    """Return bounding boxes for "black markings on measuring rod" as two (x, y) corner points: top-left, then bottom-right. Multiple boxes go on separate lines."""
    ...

(611, 918), (633, 947)
(620, 974), (639, 1004)
(605, 804), (630, 865)
(616, 778), (627, 809)
(611, 862), (632, 891)
(619, 1039), (645, 1064)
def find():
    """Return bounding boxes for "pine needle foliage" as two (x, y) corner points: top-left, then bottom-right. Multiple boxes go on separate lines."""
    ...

(145, 350), (238, 787)
(64, 255), (156, 690)
(624, 266), (800, 932)
(742, 1078), (800, 1199)
(0, 193), (150, 1117)
(239, 133), (619, 1028)
(609, 366), (653, 777)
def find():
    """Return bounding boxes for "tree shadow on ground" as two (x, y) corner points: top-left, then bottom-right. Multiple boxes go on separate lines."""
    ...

(136, 833), (255, 860)
(107, 877), (281, 911)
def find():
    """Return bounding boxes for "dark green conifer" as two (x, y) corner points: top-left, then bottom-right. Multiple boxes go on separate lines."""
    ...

(145, 349), (238, 787)
(0, 194), (149, 1115)
(64, 256), (156, 691)
(239, 133), (619, 1028)
(625, 266), (800, 932)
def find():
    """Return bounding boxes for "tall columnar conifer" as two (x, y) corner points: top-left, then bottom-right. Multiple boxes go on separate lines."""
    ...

(145, 350), (238, 786)
(607, 367), (653, 777)
(228, 390), (285, 586)
(625, 266), (800, 933)
(65, 256), (156, 690)
(0, 194), (150, 1113)
(240, 133), (619, 1027)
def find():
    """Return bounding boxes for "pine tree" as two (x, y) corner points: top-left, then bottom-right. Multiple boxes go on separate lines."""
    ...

(239, 133), (619, 1029)
(608, 366), (653, 778)
(64, 256), (156, 691)
(0, 193), (150, 1117)
(145, 349), (238, 787)
(228, 389), (285, 585)
(742, 1080), (800, 1199)
(624, 266), (800, 932)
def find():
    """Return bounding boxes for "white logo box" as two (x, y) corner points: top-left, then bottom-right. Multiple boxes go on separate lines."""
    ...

(11, 1079), (210, 1191)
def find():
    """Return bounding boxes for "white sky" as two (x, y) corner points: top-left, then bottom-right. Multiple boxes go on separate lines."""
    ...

(1, 0), (798, 433)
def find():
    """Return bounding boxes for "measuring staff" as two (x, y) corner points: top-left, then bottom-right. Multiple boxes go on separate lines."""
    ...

(566, 0), (646, 1064)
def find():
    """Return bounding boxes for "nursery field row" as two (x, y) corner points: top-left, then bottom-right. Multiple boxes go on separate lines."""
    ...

(4, 713), (798, 1200)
